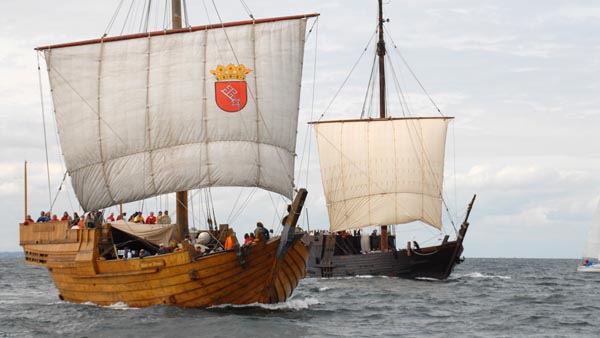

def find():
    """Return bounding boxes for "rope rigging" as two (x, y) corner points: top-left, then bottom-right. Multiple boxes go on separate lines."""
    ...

(307, 9), (462, 236)
(36, 52), (53, 211)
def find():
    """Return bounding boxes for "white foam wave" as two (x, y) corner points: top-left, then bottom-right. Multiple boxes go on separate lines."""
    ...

(105, 301), (138, 310)
(212, 297), (320, 310)
(460, 272), (511, 280)
(79, 301), (138, 310)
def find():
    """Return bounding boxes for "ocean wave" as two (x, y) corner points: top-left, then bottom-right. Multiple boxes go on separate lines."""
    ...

(456, 272), (511, 280)
(211, 297), (320, 311)
(78, 301), (139, 310)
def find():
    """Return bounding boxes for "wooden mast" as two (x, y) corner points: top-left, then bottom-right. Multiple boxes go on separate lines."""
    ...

(173, 0), (189, 241)
(377, 0), (389, 252)
(24, 161), (28, 222)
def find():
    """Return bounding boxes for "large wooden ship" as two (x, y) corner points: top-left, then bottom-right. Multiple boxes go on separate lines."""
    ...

(305, 0), (475, 279)
(20, 191), (308, 307)
(21, 2), (318, 307)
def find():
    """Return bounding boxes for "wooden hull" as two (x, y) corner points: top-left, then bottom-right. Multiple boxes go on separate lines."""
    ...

(20, 221), (307, 307)
(305, 234), (464, 279)
(305, 213), (471, 280)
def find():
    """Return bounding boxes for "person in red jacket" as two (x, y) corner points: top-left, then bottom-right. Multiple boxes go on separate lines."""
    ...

(145, 211), (157, 224)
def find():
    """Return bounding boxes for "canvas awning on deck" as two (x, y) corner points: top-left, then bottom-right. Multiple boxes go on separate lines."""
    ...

(110, 220), (176, 246)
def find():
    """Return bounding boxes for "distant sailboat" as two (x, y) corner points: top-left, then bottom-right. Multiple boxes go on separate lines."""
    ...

(578, 200), (600, 272)
(304, 0), (475, 279)
(20, 1), (318, 307)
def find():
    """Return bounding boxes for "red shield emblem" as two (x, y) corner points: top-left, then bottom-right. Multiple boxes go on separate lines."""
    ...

(215, 81), (248, 113)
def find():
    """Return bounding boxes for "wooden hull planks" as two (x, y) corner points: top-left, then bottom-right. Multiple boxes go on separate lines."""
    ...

(20, 221), (308, 308)
(305, 234), (464, 279)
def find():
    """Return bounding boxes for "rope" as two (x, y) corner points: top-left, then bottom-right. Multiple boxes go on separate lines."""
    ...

(412, 249), (440, 256)
(386, 30), (444, 116)
(36, 52), (53, 211)
(49, 172), (69, 211)
(183, 0), (190, 27)
(104, 0), (125, 37)
(163, 0), (169, 30)
(317, 27), (378, 121)
(143, 0), (152, 32)
(296, 18), (320, 189)
(360, 53), (378, 119)
(120, 0), (136, 35)
(239, 0), (255, 20)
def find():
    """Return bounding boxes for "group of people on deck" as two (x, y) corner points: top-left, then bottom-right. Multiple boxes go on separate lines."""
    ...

(25, 209), (173, 227)
(114, 210), (172, 224)
(26, 210), (104, 229)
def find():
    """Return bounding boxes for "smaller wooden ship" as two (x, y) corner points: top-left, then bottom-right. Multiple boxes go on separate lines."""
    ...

(305, 0), (475, 279)
(21, 2), (318, 307)
(305, 196), (474, 279)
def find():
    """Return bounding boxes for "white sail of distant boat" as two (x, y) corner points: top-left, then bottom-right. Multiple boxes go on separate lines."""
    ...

(578, 199), (600, 272)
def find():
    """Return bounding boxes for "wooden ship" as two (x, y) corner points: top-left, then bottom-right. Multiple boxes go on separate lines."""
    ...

(305, 0), (476, 279)
(20, 2), (318, 307)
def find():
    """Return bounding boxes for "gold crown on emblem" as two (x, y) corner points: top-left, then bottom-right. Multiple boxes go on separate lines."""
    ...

(210, 63), (252, 81)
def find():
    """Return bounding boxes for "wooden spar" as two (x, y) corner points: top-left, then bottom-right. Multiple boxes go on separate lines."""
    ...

(35, 14), (320, 51)
(309, 116), (454, 124)
(24, 161), (28, 221)
(443, 194), (477, 278)
(171, 0), (189, 242)
(377, 0), (389, 252)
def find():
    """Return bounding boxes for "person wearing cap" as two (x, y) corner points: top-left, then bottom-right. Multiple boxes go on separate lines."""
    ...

(157, 243), (167, 255)
(139, 249), (151, 258)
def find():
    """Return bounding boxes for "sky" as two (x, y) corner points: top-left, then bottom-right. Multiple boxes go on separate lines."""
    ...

(1, 0), (599, 258)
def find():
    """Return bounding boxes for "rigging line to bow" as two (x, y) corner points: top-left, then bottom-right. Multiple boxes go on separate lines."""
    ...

(228, 187), (259, 225)
(183, 0), (190, 27)
(49, 171), (68, 212)
(360, 51), (379, 119)
(143, 0), (152, 32)
(104, 0), (126, 37)
(37, 52), (53, 210)
(385, 29), (444, 116)
(317, 27), (378, 122)
(386, 51), (412, 118)
(38, 50), (78, 213)
(238, 0), (255, 20)
(296, 17), (320, 190)
(120, 0), (136, 35)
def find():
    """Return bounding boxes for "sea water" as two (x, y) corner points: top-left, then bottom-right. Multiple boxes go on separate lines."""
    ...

(1, 254), (598, 338)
